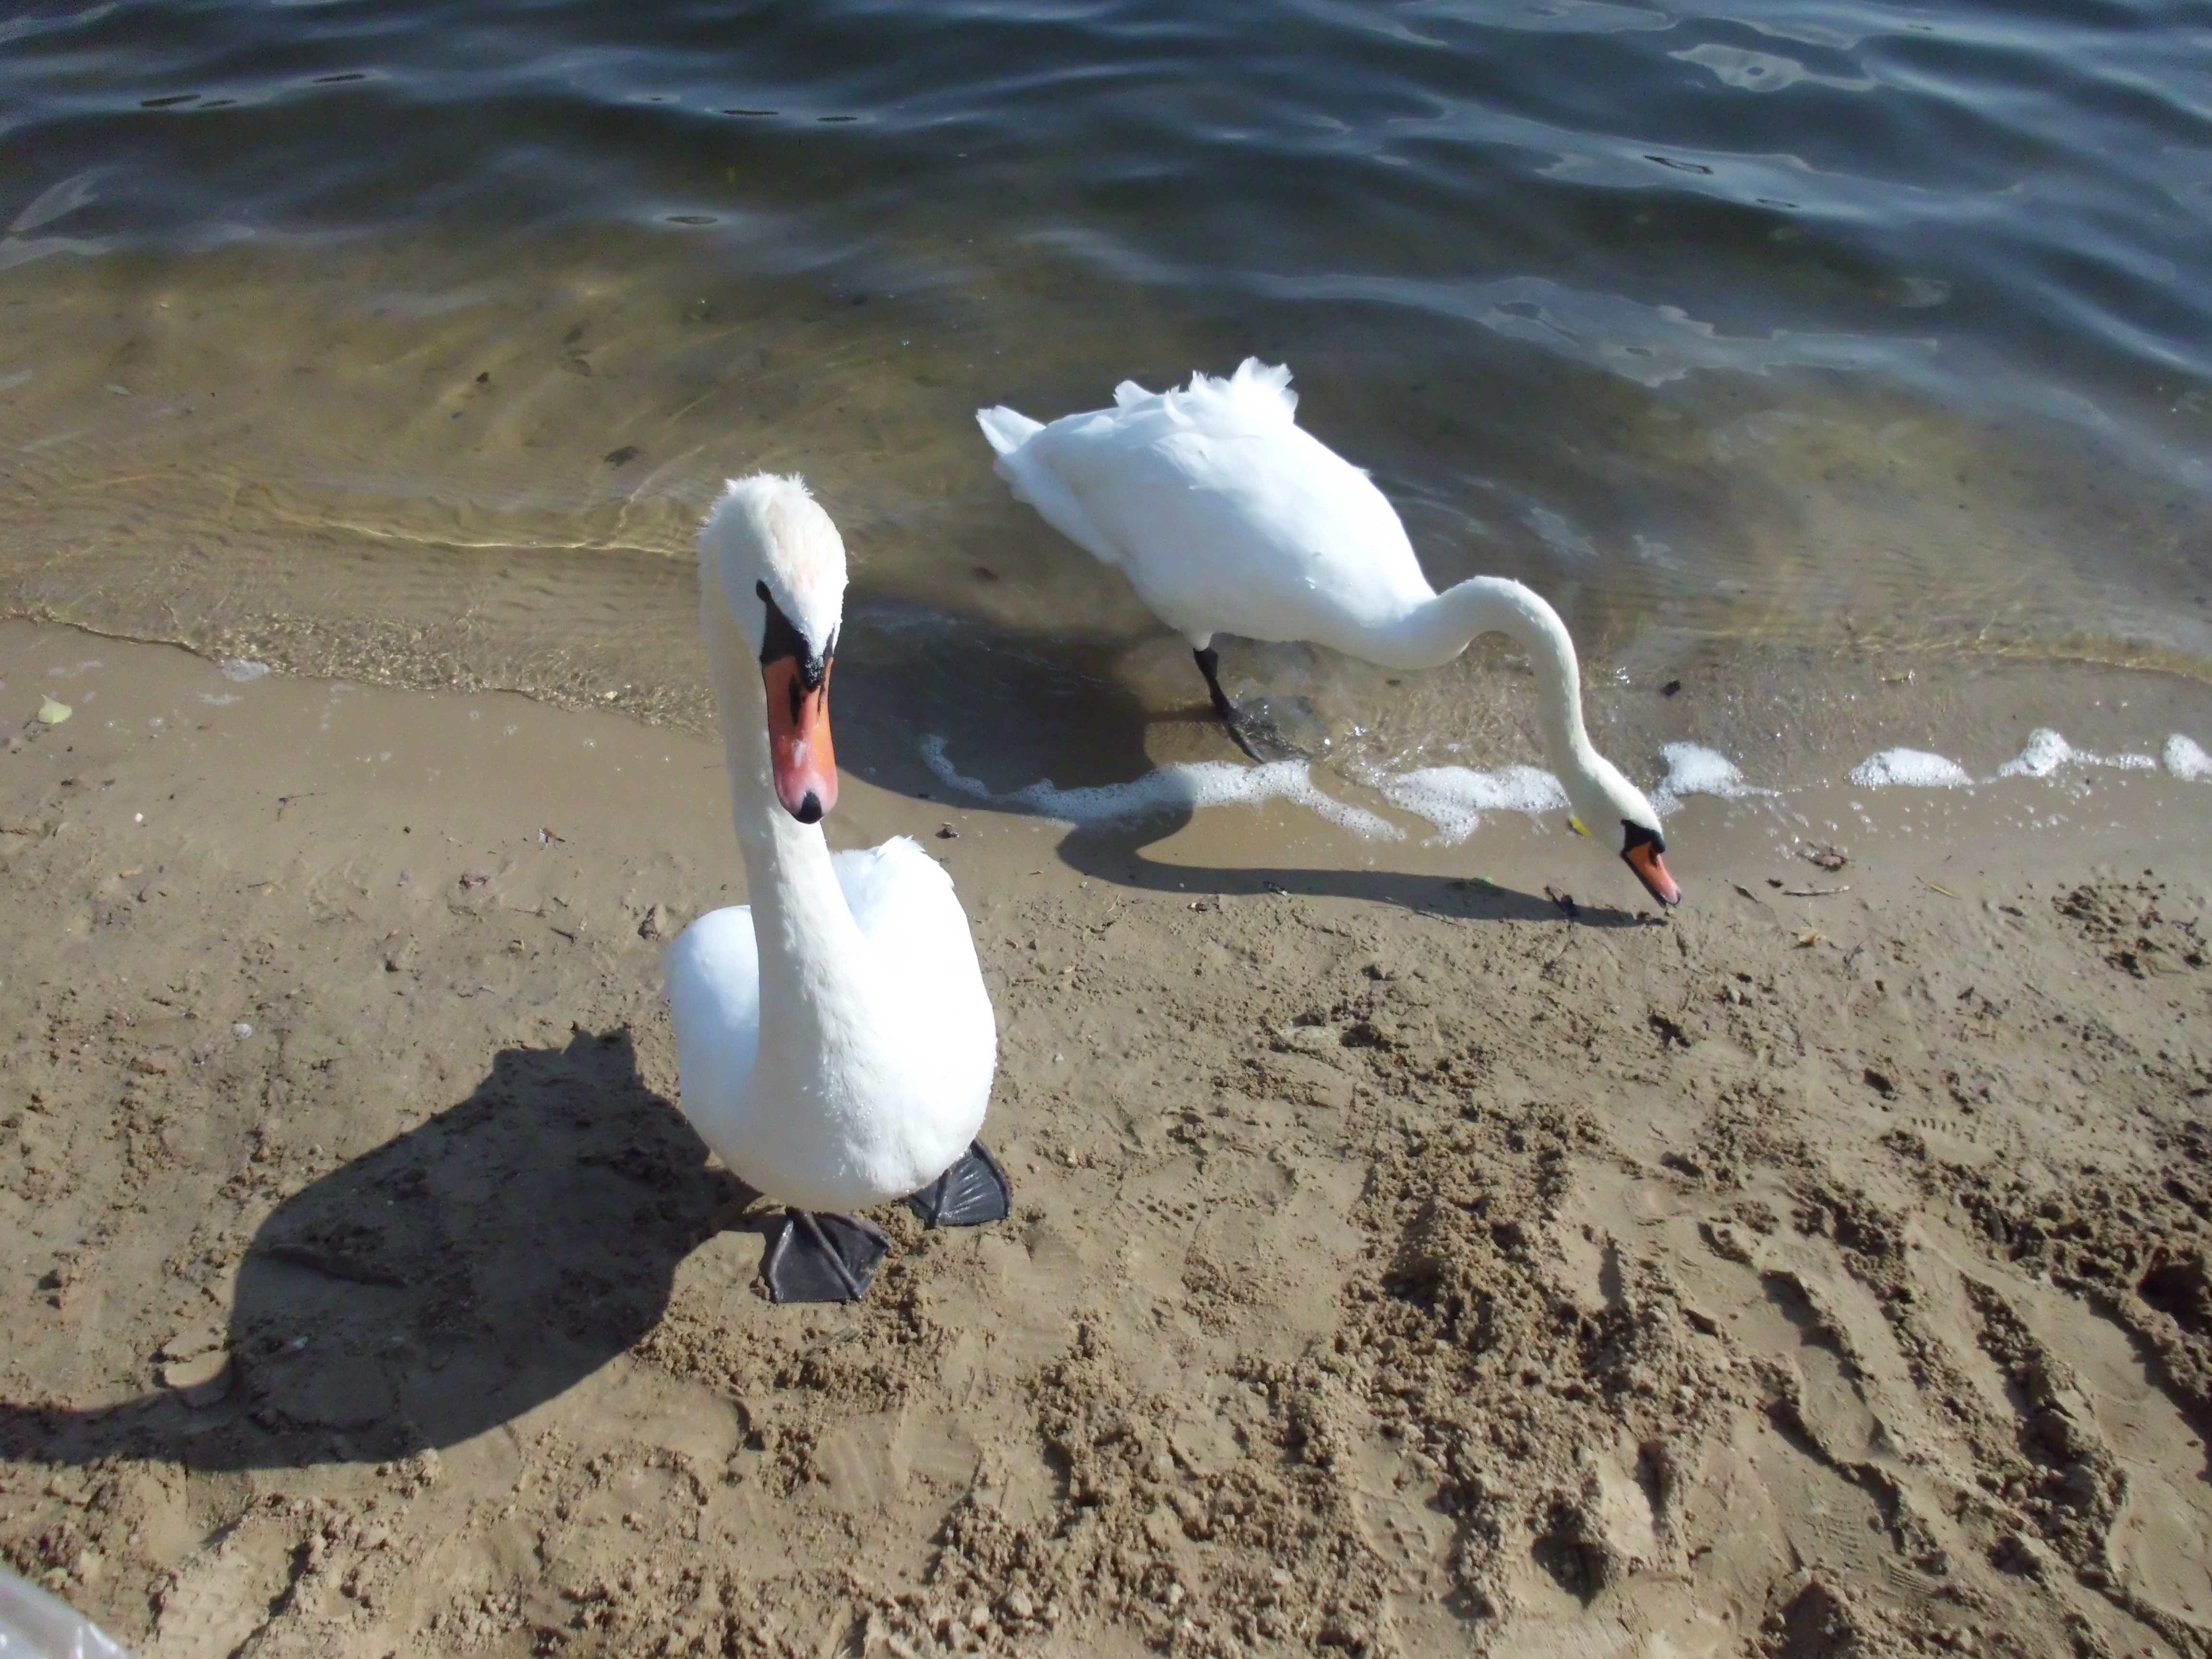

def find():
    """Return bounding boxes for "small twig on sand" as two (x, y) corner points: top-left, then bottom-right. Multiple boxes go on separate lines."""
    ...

(1782, 885), (1851, 898)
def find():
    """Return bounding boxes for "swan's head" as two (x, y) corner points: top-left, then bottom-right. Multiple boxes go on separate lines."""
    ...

(699, 474), (846, 824)
(1566, 754), (1681, 909)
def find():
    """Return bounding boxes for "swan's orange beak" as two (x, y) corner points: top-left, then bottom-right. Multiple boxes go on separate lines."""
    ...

(763, 655), (837, 824)
(1623, 840), (1681, 908)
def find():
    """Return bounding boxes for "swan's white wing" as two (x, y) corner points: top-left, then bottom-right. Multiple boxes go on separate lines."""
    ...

(833, 838), (997, 1089)
(1026, 388), (1430, 649)
(663, 905), (761, 1135)
(834, 839), (992, 1015)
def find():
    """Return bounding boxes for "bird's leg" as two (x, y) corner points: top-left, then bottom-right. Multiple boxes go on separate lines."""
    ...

(906, 1142), (1013, 1228)
(1192, 646), (1320, 761)
(762, 1210), (890, 1303)
(1193, 646), (1264, 762)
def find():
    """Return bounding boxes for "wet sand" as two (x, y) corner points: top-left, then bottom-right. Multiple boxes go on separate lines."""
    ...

(3, 620), (2212, 1658)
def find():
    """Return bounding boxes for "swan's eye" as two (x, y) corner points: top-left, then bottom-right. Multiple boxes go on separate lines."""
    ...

(1622, 820), (1666, 856)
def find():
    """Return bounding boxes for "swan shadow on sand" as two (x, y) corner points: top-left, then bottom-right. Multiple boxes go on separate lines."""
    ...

(0, 1029), (754, 1473)
(829, 599), (1652, 931)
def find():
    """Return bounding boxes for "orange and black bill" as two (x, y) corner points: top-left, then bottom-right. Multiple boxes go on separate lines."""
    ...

(762, 654), (836, 823)
(756, 580), (838, 824)
(1622, 822), (1681, 908)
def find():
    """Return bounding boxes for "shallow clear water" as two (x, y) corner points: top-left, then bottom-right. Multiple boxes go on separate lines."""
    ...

(2, 0), (2210, 789)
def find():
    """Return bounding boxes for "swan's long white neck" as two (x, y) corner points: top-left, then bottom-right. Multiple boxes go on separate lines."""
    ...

(1377, 576), (1596, 774)
(701, 572), (870, 1048)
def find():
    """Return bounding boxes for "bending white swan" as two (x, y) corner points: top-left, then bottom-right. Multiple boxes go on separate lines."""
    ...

(663, 474), (1009, 1303)
(977, 358), (1681, 907)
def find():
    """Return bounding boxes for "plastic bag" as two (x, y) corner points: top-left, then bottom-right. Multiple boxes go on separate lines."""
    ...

(0, 1569), (132, 1659)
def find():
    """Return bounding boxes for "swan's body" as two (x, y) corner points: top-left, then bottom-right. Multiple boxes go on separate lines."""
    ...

(979, 360), (1440, 661)
(666, 839), (993, 1213)
(663, 474), (1005, 1298)
(977, 360), (1682, 907)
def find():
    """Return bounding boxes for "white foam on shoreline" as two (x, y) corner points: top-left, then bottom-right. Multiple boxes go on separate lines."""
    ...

(1997, 729), (2074, 779)
(1651, 742), (1774, 814)
(219, 658), (271, 683)
(920, 735), (1402, 840)
(1996, 728), (2156, 779)
(1850, 748), (1972, 789)
(924, 725), (2201, 844)
(1377, 765), (1566, 844)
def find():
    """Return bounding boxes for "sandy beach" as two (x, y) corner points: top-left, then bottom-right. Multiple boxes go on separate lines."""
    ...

(9, 0), (2212, 1646)
(1, 618), (2209, 1657)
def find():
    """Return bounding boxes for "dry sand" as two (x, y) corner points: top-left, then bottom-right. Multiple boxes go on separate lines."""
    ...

(3, 618), (2212, 1659)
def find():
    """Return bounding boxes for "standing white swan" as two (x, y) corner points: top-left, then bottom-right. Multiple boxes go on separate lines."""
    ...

(977, 359), (1682, 908)
(664, 474), (1010, 1303)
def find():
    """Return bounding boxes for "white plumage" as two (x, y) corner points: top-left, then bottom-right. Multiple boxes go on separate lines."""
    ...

(978, 358), (1433, 657)
(665, 839), (994, 1213)
(977, 360), (1684, 907)
(664, 476), (998, 1218)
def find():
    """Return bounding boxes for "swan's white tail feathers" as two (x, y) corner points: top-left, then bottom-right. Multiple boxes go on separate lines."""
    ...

(1111, 379), (1153, 409)
(1178, 358), (1298, 423)
(975, 405), (1044, 457)
(720, 470), (811, 500)
(1232, 357), (1295, 397)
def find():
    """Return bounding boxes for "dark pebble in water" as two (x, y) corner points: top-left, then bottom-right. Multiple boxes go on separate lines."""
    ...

(1662, 679), (1682, 697)
(475, 371), (490, 384)
(817, 115), (858, 123)
(721, 108), (776, 117)
(665, 214), (715, 226)
(142, 94), (200, 108)
(937, 825), (958, 839)
(604, 445), (640, 467)
(972, 565), (998, 582)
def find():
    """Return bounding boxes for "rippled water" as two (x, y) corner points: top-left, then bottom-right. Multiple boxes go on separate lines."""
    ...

(3, 0), (2210, 787)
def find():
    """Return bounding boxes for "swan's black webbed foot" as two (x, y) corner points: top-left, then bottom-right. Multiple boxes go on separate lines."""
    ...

(906, 1141), (1013, 1228)
(1192, 647), (1314, 762)
(763, 1210), (890, 1303)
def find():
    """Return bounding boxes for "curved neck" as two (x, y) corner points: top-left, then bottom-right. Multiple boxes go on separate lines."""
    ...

(1380, 576), (1595, 773)
(701, 582), (866, 997)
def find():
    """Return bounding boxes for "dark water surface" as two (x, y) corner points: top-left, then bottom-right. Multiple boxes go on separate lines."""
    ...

(3, 0), (2210, 781)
